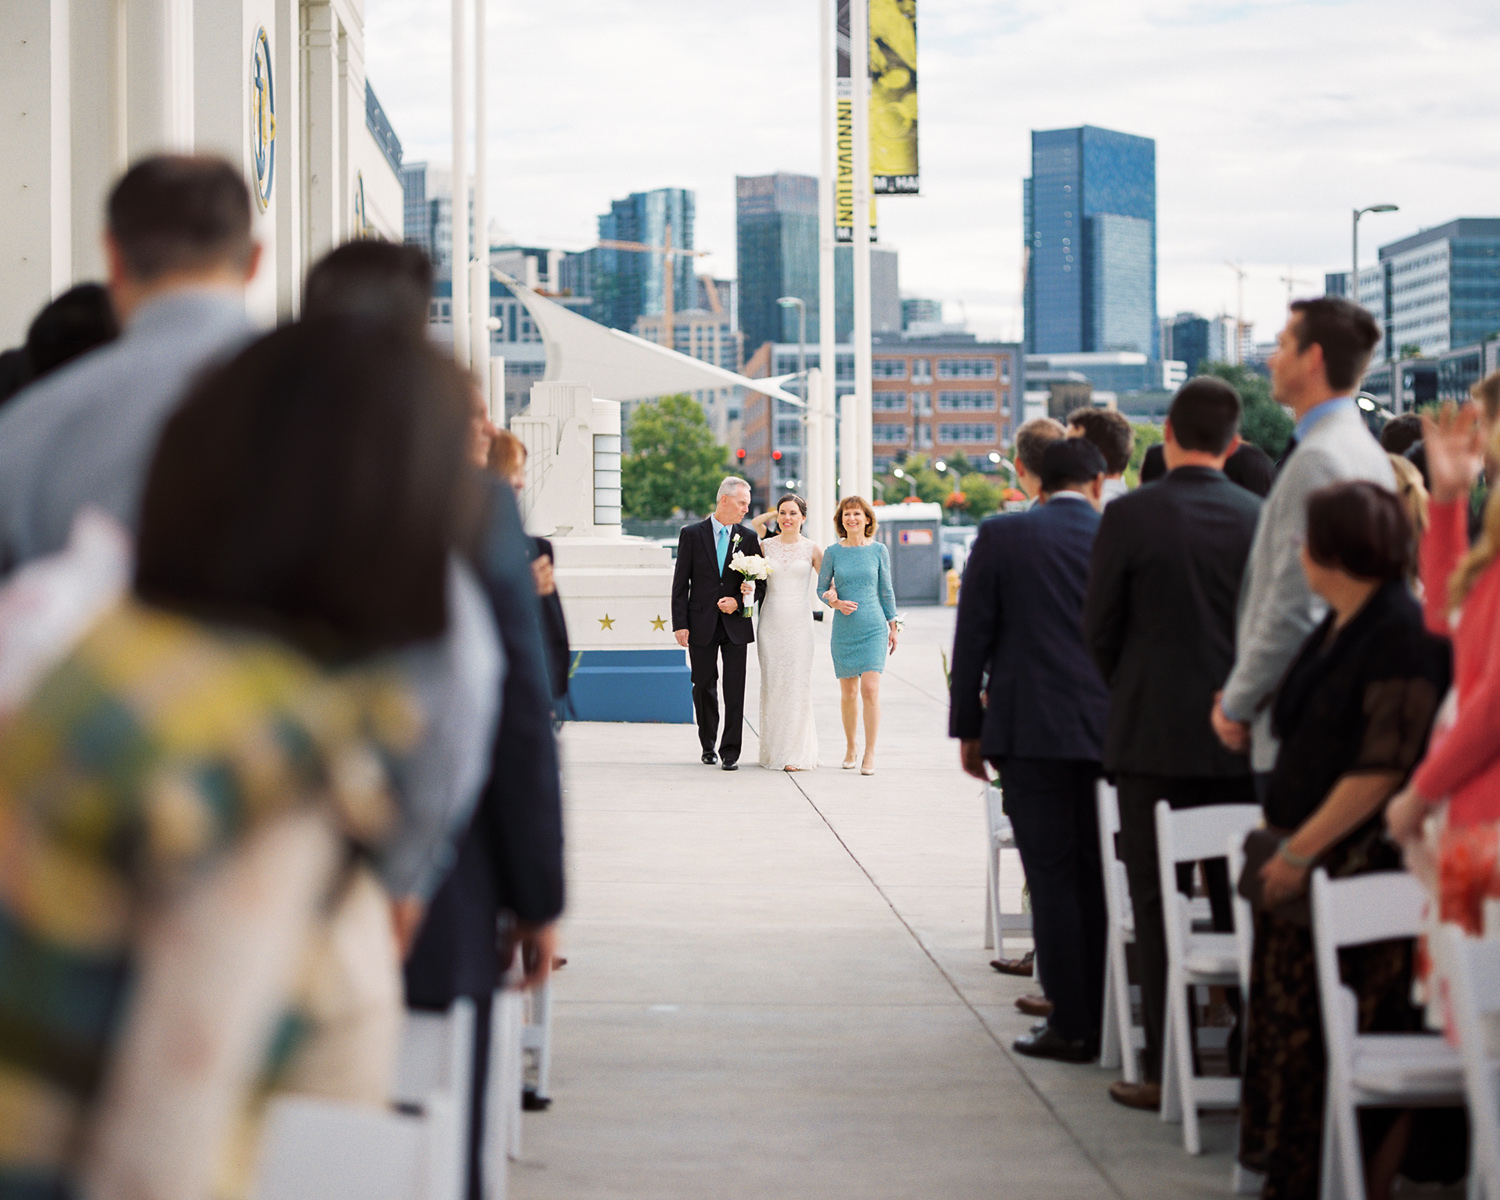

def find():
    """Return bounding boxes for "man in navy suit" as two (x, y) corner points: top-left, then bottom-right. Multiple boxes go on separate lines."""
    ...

(950, 438), (1111, 1063)
(672, 476), (766, 770)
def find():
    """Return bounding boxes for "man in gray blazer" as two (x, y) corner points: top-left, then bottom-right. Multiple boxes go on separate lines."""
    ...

(1211, 297), (1394, 780)
(0, 155), (260, 573)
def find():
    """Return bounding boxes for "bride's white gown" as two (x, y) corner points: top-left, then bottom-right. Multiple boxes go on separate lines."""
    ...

(756, 536), (820, 770)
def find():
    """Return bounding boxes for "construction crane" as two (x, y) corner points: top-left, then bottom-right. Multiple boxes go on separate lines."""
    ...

(1223, 262), (1248, 365)
(1279, 266), (1312, 310)
(593, 219), (711, 350)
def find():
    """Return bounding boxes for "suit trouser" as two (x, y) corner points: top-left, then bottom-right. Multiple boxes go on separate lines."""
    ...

(1115, 774), (1252, 1081)
(688, 620), (747, 761)
(994, 757), (1107, 1043)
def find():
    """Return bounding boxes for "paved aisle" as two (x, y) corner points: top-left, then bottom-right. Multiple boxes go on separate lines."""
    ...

(513, 608), (1233, 1199)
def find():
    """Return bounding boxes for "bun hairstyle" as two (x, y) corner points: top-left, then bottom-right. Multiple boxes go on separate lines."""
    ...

(776, 493), (808, 517)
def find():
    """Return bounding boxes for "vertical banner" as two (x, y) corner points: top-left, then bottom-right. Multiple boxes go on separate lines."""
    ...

(835, 0), (854, 243)
(870, 0), (918, 194)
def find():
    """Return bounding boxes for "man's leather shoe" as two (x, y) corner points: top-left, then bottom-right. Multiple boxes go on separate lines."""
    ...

(1015, 994), (1053, 1018)
(1108, 1080), (1162, 1111)
(721, 759), (738, 771)
(990, 950), (1035, 977)
(701, 751), (718, 765)
(1012, 1024), (1096, 1064)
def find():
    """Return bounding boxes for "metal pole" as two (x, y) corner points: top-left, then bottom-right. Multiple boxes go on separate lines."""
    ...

(1351, 208), (1360, 311)
(817, 0), (837, 522)
(449, 0), (470, 369)
(797, 300), (806, 491)
(470, 0), (489, 403)
(850, 0), (873, 500)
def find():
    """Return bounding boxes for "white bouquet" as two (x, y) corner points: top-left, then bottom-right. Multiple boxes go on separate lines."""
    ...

(727, 550), (772, 617)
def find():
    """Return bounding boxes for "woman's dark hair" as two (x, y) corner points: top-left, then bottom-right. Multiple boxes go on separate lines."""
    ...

(775, 493), (807, 517)
(1304, 480), (1412, 584)
(135, 317), (479, 664)
(302, 241), (435, 340)
(26, 283), (119, 378)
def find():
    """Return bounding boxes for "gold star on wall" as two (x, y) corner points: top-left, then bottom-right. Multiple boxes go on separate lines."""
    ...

(650, 615), (667, 631)
(598, 614), (615, 630)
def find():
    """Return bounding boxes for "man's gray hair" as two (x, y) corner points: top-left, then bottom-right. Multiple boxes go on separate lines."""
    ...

(717, 476), (751, 499)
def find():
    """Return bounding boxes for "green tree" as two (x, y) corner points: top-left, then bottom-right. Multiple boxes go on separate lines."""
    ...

(620, 394), (729, 519)
(1126, 422), (1164, 485)
(1202, 361), (1294, 459)
(958, 472), (1002, 520)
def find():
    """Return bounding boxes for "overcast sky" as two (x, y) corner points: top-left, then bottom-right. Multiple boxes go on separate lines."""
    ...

(365, 0), (1498, 347)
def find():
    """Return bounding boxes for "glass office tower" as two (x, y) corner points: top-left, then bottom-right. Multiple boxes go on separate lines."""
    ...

(736, 173), (820, 353)
(588, 188), (696, 332)
(1024, 125), (1156, 357)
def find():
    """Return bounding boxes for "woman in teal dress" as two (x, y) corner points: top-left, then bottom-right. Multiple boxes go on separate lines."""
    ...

(818, 496), (899, 774)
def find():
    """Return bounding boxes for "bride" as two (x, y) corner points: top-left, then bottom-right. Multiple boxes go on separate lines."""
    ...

(749, 494), (822, 770)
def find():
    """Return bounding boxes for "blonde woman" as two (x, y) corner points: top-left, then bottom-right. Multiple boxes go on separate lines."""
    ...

(816, 497), (897, 774)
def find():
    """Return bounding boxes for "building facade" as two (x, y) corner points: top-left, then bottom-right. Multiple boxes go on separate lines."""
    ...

(587, 188), (696, 333)
(1160, 312), (1236, 375)
(5, 0), (406, 342)
(736, 173), (819, 353)
(633, 309), (746, 446)
(1024, 125), (1157, 359)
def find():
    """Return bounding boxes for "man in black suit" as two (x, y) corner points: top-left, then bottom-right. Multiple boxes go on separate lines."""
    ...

(1082, 376), (1261, 1110)
(951, 438), (1112, 1063)
(672, 476), (766, 770)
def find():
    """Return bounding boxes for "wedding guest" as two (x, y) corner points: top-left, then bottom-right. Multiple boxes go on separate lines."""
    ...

(671, 477), (765, 770)
(752, 494), (822, 771)
(0, 155), (260, 573)
(1083, 377), (1261, 1109)
(0, 283), (120, 409)
(1380, 413), (1423, 458)
(1239, 481), (1450, 1199)
(1389, 453), (1429, 591)
(818, 496), (898, 774)
(0, 318), (477, 1199)
(1212, 298), (1395, 792)
(1012, 416), (1067, 503)
(1140, 439), (1276, 497)
(951, 438), (1110, 1062)
(1067, 407), (1134, 504)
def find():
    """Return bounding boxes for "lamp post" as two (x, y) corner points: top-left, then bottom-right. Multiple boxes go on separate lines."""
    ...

(988, 450), (1019, 486)
(933, 458), (961, 521)
(777, 295), (807, 495)
(892, 466), (917, 498)
(1351, 204), (1399, 310)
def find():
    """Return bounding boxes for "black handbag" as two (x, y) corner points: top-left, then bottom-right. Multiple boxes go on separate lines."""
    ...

(1236, 828), (1312, 927)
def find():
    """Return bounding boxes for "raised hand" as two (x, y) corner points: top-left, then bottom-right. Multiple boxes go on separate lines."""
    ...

(1421, 401), (1486, 503)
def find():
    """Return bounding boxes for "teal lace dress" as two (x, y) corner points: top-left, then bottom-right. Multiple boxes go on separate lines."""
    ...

(817, 541), (898, 678)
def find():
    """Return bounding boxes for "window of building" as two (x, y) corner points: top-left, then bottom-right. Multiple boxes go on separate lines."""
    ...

(937, 423), (997, 443)
(872, 359), (908, 379)
(937, 391), (997, 412)
(872, 392), (908, 411)
(872, 424), (909, 444)
(937, 358), (998, 380)
(912, 392), (932, 415)
(911, 358), (932, 383)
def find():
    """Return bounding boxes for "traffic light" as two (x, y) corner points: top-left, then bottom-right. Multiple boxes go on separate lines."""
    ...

(736, 448), (746, 460)
(771, 450), (782, 461)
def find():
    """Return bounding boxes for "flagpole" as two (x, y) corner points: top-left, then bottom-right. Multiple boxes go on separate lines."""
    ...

(450, 0), (470, 369)
(816, 0), (838, 527)
(850, 0), (873, 501)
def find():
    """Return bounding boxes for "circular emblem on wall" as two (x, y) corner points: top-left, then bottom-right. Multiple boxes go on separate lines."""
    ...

(249, 27), (276, 211)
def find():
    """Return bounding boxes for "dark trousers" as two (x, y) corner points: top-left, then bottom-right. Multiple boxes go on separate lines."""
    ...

(688, 619), (747, 762)
(994, 757), (1108, 1043)
(1115, 774), (1252, 1081)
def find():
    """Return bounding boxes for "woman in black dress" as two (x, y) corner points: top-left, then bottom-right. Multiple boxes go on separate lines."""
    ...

(1238, 481), (1452, 1199)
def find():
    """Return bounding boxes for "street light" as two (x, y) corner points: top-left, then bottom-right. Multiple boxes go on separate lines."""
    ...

(988, 450), (1019, 485)
(1351, 204), (1399, 310)
(892, 466), (917, 498)
(777, 296), (808, 491)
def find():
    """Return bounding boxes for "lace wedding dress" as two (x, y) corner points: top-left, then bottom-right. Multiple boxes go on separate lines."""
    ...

(756, 536), (820, 770)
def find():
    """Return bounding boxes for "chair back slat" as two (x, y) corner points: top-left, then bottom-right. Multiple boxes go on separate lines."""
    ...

(395, 998), (476, 1110)
(1156, 802), (1262, 866)
(1312, 871), (1425, 950)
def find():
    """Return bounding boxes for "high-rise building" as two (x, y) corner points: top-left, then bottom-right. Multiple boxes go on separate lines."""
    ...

(1024, 125), (1157, 358)
(1160, 312), (1236, 375)
(587, 188), (696, 333)
(736, 173), (819, 353)
(834, 244), (902, 342)
(902, 297), (942, 329)
(399, 162), (473, 268)
(633, 308), (746, 445)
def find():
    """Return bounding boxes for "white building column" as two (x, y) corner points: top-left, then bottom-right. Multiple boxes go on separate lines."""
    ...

(302, 1), (343, 269)
(0, 0), (73, 345)
(449, 0), (470, 369)
(469, 0), (490, 401)
(124, 0), (192, 158)
(817, 0), (838, 503)
(273, 0), (303, 321)
(849, 0), (873, 501)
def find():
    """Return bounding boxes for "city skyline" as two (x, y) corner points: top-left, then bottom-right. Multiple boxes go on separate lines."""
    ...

(364, 0), (1499, 347)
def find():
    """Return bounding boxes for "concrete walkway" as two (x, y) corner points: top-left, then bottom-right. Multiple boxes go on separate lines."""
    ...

(512, 607), (1238, 1199)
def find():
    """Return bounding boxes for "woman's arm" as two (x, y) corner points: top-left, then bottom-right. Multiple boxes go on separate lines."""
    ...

(877, 544), (898, 621)
(1260, 771), (1404, 905)
(817, 546), (836, 607)
(1420, 499), (1467, 635)
(749, 511), (775, 537)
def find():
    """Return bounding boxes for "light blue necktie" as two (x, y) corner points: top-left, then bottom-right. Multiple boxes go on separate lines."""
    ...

(716, 524), (728, 572)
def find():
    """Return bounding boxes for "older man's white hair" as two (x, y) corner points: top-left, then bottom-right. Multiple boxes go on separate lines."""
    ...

(717, 476), (751, 499)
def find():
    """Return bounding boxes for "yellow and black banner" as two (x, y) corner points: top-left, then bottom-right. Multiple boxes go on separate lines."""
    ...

(870, 0), (918, 195)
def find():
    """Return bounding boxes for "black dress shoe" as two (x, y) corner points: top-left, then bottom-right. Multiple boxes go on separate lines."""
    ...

(1012, 1024), (1096, 1064)
(721, 758), (738, 771)
(701, 751), (718, 765)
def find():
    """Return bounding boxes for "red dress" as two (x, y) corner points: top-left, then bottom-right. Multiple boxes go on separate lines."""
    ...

(1414, 498), (1500, 827)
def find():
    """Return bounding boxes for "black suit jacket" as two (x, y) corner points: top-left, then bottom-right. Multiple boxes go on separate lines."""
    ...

(670, 518), (766, 646)
(1083, 466), (1262, 777)
(949, 495), (1108, 761)
(406, 476), (565, 1004)
(533, 535), (571, 700)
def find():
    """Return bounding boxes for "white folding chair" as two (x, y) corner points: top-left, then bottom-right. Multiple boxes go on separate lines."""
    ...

(255, 1087), (463, 1200)
(522, 978), (554, 1105)
(1444, 925), (1500, 1200)
(481, 988), (527, 1197)
(1096, 780), (1144, 1081)
(1225, 833), (1263, 1197)
(1312, 871), (1463, 1200)
(1156, 800), (1262, 1154)
(983, 783), (1032, 955)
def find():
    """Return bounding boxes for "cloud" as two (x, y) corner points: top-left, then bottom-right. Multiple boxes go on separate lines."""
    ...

(365, 0), (1500, 346)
